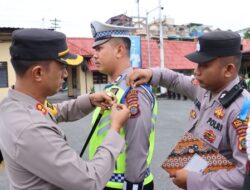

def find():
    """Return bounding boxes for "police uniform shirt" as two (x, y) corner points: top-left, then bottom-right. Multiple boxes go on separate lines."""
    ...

(111, 67), (155, 183)
(0, 89), (125, 190)
(150, 68), (248, 190)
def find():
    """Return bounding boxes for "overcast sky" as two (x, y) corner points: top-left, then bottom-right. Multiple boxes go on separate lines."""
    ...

(0, 0), (249, 37)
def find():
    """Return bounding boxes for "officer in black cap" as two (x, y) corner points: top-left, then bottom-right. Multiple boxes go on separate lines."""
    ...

(0, 28), (131, 190)
(127, 31), (250, 190)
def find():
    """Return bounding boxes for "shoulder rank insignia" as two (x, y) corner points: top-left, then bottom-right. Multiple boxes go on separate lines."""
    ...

(126, 89), (140, 118)
(36, 103), (47, 115)
(203, 129), (216, 144)
(44, 100), (58, 117)
(190, 110), (197, 119)
(214, 106), (224, 119)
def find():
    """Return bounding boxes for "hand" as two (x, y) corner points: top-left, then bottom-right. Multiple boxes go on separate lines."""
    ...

(110, 104), (130, 132)
(170, 169), (188, 189)
(89, 91), (117, 109)
(126, 68), (153, 88)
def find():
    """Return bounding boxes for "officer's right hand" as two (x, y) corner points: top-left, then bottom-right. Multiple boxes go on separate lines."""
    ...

(126, 68), (153, 88)
(110, 104), (130, 132)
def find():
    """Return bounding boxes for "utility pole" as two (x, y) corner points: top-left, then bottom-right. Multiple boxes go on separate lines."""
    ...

(158, 0), (166, 93)
(50, 18), (61, 30)
(159, 0), (164, 70)
(136, 0), (140, 28)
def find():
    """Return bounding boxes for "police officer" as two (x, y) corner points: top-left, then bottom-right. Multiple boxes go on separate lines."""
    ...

(0, 28), (130, 190)
(89, 21), (158, 190)
(127, 31), (249, 190)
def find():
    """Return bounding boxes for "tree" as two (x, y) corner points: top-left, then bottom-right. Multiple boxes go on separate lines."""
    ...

(243, 29), (250, 39)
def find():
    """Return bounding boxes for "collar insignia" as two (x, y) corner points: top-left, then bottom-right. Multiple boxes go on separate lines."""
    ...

(36, 103), (47, 115)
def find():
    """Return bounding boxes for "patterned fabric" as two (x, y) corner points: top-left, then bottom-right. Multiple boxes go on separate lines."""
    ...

(95, 30), (129, 40)
(109, 168), (150, 183)
(162, 132), (235, 175)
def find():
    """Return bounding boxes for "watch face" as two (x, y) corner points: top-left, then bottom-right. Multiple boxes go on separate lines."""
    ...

(91, 24), (97, 37)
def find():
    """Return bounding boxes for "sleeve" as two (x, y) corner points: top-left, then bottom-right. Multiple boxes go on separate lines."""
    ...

(54, 94), (94, 122)
(15, 125), (125, 190)
(124, 87), (153, 184)
(187, 111), (247, 190)
(150, 68), (200, 101)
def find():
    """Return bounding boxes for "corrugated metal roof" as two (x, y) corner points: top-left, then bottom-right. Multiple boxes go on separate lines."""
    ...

(66, 37), (250, 71)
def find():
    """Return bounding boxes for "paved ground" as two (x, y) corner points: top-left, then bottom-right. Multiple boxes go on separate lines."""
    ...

(0, 98), (193, 190)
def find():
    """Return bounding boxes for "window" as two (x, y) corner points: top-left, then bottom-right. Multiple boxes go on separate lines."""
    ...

(93, 71), (108, 84)
(0, 62), (8, 88)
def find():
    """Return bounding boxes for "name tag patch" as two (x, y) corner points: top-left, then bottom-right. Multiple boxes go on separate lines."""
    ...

(206, 117), (223, 131)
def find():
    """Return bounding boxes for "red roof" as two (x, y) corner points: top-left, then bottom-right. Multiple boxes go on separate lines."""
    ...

(141, 40), (196, 69)
(67, 38), (250, 71)
(67, 38), (94, 56)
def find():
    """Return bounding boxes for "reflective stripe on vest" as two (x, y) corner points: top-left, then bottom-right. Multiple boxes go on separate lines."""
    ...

(89, 82), (158, 189)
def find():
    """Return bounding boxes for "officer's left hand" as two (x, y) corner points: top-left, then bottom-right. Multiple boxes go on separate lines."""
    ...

(170, 169), (188, 189)
(89, 91), (116, 109)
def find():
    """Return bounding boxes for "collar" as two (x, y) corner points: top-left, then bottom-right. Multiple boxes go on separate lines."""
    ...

(211, 77), (240, 103)
(112, 67), (133, 85)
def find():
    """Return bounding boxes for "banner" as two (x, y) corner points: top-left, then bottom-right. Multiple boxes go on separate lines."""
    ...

(130, 36), (142, 68)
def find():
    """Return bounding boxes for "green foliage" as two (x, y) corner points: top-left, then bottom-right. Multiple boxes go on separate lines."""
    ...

(90, 86), (95, 93)
(243, 29), (250, 39)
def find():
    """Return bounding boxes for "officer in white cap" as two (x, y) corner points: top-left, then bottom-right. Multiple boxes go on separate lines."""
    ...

(0, 28), (130, 190)
(89, 21), (158, 190)
(127, 31), (250, 190)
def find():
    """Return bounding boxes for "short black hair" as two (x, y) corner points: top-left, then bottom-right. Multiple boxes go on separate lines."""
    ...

(11, 59), (51, 76)
(220, 54), (242, 72)
(11, 59), (35, 76)
(110, 38), (131, 56)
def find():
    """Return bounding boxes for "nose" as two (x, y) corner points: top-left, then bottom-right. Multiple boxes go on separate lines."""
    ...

(194, 66), (200, 76)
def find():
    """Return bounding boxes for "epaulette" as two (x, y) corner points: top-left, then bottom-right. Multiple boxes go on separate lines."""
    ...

(44, 100), (58, 117)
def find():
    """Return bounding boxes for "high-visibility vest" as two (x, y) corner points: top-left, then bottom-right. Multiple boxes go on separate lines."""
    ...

(89, 81), (158, 189)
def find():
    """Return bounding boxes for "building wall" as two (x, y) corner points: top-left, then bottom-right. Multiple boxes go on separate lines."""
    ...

(0, 42), (15, 101)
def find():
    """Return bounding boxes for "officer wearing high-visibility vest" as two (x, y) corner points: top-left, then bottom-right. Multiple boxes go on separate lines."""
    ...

(89, 20), (158, 190)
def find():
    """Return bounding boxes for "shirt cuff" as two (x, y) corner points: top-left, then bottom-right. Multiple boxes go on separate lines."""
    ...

(76, 94), (94, 114)
(187, 171), (202, 190)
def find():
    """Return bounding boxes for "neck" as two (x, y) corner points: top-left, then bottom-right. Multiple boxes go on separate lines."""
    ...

(110, 60), (130, 81)
(210, 76), (237, 99)
(15, 78), (46, 104)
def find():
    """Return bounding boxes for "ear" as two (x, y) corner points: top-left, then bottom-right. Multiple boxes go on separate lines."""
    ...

(31, 65), (44, 82)
(224, 63), (235, 78)
(115, 44), (125, 59)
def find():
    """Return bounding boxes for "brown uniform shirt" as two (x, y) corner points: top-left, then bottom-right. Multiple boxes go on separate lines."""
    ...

(0, 89), (125, 190)
(151, 68), (249, 190)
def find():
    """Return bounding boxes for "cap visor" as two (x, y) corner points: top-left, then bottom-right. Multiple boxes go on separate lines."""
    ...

(58, 53), (83, 66)
(92, 39), (111, 48)
(185, 51), (217, 64)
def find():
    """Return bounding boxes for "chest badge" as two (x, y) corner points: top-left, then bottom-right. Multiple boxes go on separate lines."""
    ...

(214, 107), (224, 119)
(36, 103), (47, 115)
(190, 110), (197, 119)
(203, 129), (216, 144)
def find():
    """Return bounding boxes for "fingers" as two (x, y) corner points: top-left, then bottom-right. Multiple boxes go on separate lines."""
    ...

(126, 71), (139, 88)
